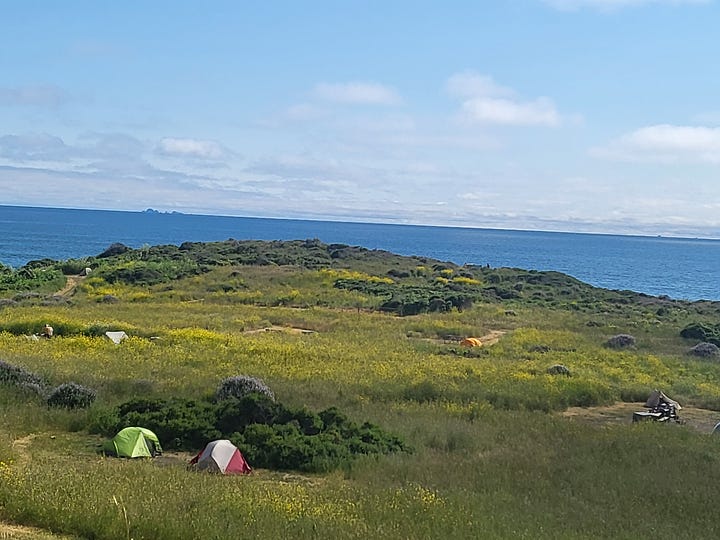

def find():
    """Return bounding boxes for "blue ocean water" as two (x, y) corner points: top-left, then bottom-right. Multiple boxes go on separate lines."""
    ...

(1, 205), (719, 301)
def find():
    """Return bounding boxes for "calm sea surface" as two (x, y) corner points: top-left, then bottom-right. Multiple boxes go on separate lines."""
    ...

(1, 205), (719, 301)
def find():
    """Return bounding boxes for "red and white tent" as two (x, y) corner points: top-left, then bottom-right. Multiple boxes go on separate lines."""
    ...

(189, 439), (252, 475)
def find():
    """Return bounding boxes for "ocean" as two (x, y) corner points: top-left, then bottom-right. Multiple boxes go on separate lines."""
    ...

(1, 204), (719, 301)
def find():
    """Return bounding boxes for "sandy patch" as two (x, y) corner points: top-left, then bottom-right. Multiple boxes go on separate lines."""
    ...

(561, 402), (720, 433)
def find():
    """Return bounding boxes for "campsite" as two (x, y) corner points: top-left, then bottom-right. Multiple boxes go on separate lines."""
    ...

(2, 239), (720, 539)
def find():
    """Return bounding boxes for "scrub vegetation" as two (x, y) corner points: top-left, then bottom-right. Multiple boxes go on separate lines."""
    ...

(1, 239), (720, 539)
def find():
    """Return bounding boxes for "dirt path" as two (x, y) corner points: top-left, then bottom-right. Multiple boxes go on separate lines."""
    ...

(53, 275), (84, 298)
(11, 433), (36, 468)
(0, 521), (75, 539)
(475, 330), (506, 346)
(243, 325), (316, 335)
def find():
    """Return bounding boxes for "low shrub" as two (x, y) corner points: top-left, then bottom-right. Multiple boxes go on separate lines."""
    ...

(215, 375), (275, 401)
(605, 334), (636, 349)
(680, 322), (720, 346)
(547, 364), (571, 376)
(689, 342), (720, 358)
(46, 382), (97, 409)
(0, 360), (45, 387)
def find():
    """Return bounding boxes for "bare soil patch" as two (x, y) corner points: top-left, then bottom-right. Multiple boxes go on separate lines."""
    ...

(53, 275), (85, 298)
(0, 521), (76, 539)
(243, 326), (316, 335)
(474, 330), (506, 347)
(416, 329), (508, 347)
(561, 402), (720, 433)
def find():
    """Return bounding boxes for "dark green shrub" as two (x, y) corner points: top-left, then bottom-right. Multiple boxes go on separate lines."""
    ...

(46, 382), (96, 409)
(86, 406), (121, 435)
(98, 243), (130, 258)
(59, 260), (88, 275)
(215, 375), (275, 401)
(215, 394), (281, 433)
(547, 364), (571, 376)
(116, 397), (221, 449)
(111, 394), (409, 472)
(681, 322), (720, 346)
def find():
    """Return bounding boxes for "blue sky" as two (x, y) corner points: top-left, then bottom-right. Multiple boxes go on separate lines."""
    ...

(2, 0), (720, 236)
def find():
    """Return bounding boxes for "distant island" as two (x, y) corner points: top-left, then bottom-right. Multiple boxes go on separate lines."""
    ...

(142, 208), (184, 215)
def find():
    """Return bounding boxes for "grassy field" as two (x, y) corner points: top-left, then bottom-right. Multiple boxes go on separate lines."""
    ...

(1, 240), (720, 539)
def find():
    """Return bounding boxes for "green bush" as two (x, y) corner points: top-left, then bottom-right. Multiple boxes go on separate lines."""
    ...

(681, 322), (720, 346)
(110, 394), (409, 472)
(59, 260), (89, 275)
(115, 398), (221, 450)
(547, 364), (571, 376)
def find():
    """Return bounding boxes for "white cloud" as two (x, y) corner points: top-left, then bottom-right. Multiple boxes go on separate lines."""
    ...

(594, 124), (720, 163)
(157, 138), (227, 160)
(313, 82), (402, 105)
(447, 71), (561, 127)
(543, 0), (709, 11)
(461, 96), (560, 126)
(446, 72), (515, 99)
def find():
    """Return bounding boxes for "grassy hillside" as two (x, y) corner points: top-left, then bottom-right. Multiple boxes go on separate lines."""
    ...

(1, 240), (719, 539)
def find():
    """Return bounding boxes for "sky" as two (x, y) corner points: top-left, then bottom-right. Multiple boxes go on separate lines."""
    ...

(2, 0), (720, 237)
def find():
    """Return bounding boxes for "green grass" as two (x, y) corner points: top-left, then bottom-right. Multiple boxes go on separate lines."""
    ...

(1, 240), (720, 538)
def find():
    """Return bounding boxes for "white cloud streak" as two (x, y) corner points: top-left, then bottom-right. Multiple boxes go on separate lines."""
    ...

(447, 71), (561, 127)
(157, 138), (228, 160)
(446, 72), (515, 99)
(313, 82), (402, 105)
(594, 124), (720, 163)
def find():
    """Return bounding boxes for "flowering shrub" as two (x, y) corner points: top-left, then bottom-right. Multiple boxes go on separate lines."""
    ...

(216, 375), (275, 402)
(319, 268), (393, 284)
(46, 382), (97, 409)
(0, 360), (44, 387)
(689, 342), (720, 358)
(605, 334), (636, 349)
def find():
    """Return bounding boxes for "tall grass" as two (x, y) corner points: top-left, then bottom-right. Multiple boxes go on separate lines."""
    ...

(1, 270), (720, 538)
(1, 405), (720, 539)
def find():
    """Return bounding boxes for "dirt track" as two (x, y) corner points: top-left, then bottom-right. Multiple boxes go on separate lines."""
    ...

(243, 326), (316, 335)
(474, 330), (506, 346)
(53, 275), (84, 298)
(562, 402), (720, 433)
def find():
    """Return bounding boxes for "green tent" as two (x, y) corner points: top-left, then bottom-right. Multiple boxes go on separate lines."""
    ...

(103, 427), (162, 458)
